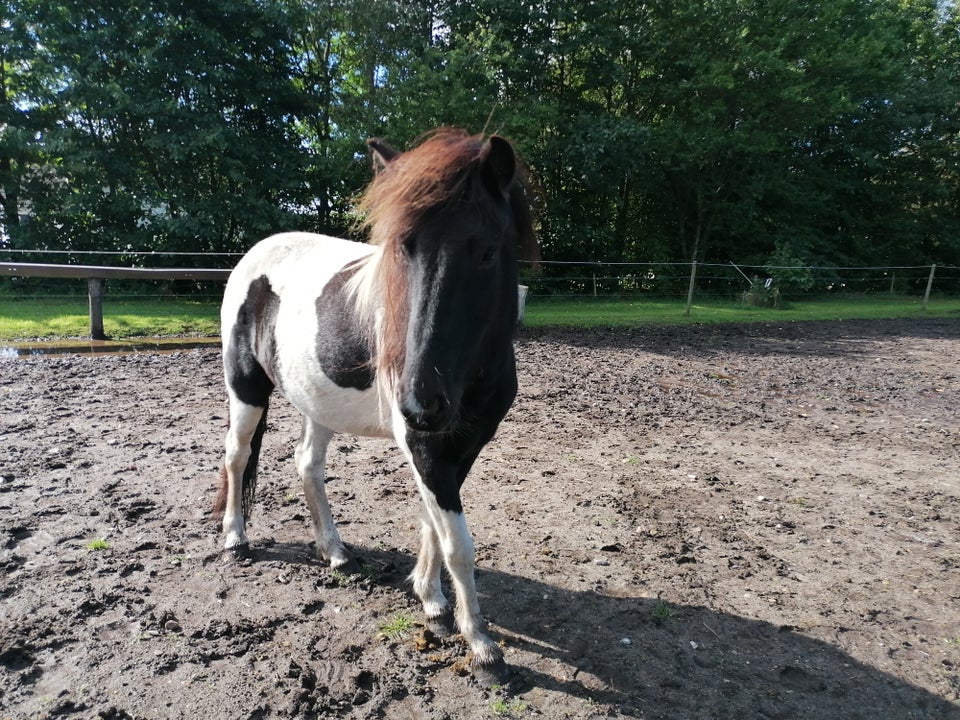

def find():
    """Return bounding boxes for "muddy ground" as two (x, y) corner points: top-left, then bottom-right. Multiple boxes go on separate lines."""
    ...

(1, 318), (958, 720)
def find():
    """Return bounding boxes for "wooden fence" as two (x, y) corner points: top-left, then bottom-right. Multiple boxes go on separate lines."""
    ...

(0, 262), (230, 340)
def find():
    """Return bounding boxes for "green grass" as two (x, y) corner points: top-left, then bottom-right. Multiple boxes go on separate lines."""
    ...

(490, 698), (528, 716)
(651, 600), (676, 624)
(85, 538), (110, 551)
(377, 611), (417, 640)
(0, 294), (958, 342)
(0, 298), (220, 340)
(523, 295), (960, 327)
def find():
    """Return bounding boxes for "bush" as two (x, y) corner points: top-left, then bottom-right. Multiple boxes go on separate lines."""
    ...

(741, 277), (781, 308)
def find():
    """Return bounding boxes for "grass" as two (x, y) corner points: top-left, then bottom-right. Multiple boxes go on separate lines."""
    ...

(0, 297), (220, 341)
(0, 294), (957, 342)
(85, 538), (110, 551)
(377, 611), (417, 641)
(651, 600), (675, 624)
(490, 698), (528, 716)
(523, 295), (960, 328)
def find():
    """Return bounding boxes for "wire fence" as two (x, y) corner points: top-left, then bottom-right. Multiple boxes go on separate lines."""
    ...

(1, 249), (958, 305)
(522, 260), (959, 306)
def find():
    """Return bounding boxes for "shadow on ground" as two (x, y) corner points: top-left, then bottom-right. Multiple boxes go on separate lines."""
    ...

(248, 542), (959, 720)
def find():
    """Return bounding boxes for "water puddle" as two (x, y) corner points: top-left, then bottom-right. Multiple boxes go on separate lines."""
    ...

(1, 337), (221, 358)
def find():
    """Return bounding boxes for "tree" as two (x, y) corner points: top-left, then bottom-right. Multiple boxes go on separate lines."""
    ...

(10, 0), (311, 259)
(0, 0), (48, 245)
(286, 0), (438, 236)
(634, 0), (929, 267)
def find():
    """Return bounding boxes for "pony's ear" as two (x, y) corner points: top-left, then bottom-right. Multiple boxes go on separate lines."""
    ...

(480, 136), (516, 196)
(367, 138), (400, 170)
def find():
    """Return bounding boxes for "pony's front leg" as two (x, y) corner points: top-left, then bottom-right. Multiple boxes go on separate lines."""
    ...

(296, 419), (357, 572)
(411, 512), (455, 636)
(417, 484), (509, 686)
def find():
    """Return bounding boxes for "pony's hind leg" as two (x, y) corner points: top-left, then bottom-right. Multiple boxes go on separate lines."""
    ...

(221, 399), (269, 555)
(411, 512), (455, 636)
(296, 418), (356, 572)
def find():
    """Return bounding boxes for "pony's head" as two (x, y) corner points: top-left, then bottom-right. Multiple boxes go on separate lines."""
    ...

(356, 128), (537, 433)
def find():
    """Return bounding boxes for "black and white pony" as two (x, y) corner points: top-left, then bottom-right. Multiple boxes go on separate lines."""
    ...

(215, 128), (537, 685)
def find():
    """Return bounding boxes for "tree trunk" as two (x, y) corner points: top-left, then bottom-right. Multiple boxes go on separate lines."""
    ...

(0, 154), (19, 233)
(0, 53), (20, 235)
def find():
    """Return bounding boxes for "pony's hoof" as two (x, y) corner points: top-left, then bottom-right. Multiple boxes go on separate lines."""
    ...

(331, 556), (362, 576)
(471, 658), (512, 688)
(425, 610), (456, 638)
(223, 543), (252, 562)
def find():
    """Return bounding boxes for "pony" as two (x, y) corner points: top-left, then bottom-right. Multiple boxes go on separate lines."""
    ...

(214, 128), (537, 686)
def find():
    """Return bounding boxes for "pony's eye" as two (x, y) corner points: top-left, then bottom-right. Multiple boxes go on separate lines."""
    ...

(401, 236), (416, 257)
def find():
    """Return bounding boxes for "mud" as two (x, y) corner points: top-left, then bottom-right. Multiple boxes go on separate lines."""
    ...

(1, 318), (958, 719)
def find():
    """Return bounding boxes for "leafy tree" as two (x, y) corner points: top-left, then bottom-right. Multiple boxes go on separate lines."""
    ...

(0, 0), (50, 245)
(285, 0), (440, 236)
(9, 0), (310, 259)
(637, 0), (918, 267)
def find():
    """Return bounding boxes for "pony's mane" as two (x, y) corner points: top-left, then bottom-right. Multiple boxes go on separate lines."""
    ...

(347, 128), (538, 397)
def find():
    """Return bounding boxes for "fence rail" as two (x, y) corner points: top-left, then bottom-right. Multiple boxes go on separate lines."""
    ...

(0, 262), (231, 281)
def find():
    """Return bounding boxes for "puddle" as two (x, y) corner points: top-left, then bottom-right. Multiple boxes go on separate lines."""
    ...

(1, 337), (221, 358)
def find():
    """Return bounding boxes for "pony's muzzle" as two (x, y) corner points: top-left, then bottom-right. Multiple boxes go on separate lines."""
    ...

(400, 389), (452, 433)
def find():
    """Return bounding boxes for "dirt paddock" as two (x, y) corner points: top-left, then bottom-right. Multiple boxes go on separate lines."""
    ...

(1, 318), (958, 719)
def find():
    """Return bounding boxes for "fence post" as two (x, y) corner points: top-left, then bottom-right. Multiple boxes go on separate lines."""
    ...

(88, 278), (106, 340)
(684, 260), (698, 317)
(922, 264), (936, 310)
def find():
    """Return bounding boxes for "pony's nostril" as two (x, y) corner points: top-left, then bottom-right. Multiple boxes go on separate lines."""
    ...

(423, 393), (446, 417)
(401, 392), (449, 430)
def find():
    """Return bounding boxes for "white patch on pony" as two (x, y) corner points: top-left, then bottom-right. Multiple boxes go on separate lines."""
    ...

(411, 513), (450, 620)
(274, 297), (387, 437)
(422, 492), (501, 666)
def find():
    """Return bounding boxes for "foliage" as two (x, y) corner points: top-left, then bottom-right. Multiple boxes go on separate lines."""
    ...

(740, 279), (782, 309)
(1, 0), (958, 271)
(763, 243), (816, 292)
(3, 0), (311, 258)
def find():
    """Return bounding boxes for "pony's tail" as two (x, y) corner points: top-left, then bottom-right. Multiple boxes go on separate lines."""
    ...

(212, 402), (270, 521)
(241, 403), (269, 519)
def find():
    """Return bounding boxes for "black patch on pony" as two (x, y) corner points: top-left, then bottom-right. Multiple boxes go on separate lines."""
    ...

(315, 265), (374, 391)
(227, 274), (278, 407)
